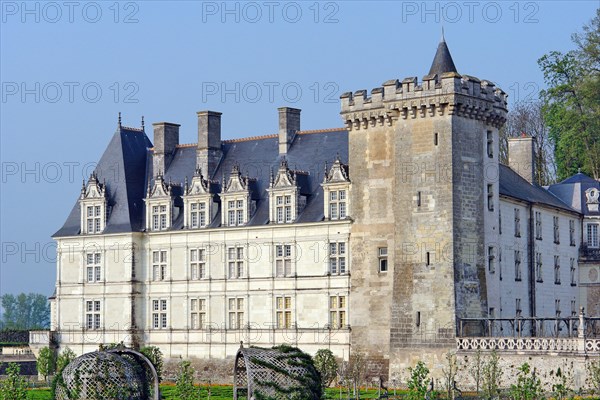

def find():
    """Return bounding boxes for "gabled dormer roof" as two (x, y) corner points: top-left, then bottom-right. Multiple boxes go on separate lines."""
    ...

(323, 156), (350, 184)
(270, 159), (296, 189)
(80, 172), (107, 200)
(147, 173), (180, 198)
(223, 164), (254, 194)
(428, 32), (458, 76)
(184, 167), (212, 196)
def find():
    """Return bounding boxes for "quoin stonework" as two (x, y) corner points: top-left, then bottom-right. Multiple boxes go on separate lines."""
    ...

(47, 37), (600, 384)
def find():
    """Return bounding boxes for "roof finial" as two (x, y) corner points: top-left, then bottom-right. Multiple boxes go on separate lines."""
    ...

(141, 116), (145, 131)
(441, 26), (445, 42)
(118, 112), (122, 128)
(578, 167), (582, 174)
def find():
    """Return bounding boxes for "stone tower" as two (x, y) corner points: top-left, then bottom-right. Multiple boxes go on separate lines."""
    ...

(340, 36), (507, 377)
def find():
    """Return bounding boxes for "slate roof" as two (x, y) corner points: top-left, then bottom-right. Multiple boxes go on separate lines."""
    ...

(428, 36), (458, 76)
(547, 172), (600, 215)
(54, 128), (348, 237)
(53, 127), (152, 237)
(499, 164), (578, 213)
(55, 123), (584, 238)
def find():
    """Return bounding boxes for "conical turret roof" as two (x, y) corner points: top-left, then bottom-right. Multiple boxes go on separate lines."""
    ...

(428, 32), (458, 75)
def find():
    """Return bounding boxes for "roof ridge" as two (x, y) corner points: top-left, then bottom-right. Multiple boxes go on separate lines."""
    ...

(297, 128), (345, 135)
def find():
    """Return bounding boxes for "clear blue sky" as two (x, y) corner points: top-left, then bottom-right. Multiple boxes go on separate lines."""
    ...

(1, 0), (598, 298)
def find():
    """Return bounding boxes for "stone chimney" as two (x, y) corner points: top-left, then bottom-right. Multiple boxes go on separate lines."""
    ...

(278, 107), (301, 154)
(152, 122), (180, 175)
(508, 136), (536, 184)
(196, 111), (222, 179)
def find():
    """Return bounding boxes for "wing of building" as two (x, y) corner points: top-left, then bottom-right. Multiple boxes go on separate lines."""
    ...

(50, 38), (598, 377)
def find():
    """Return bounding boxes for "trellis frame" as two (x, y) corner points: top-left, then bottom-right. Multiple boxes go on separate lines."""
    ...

(233, 345), (319, 400)
(55, 348), (160, 400)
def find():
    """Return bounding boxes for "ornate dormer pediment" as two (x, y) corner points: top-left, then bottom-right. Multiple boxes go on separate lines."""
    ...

(323, 156), (350, 184)
(224, 164), (252, 193)
(147, 173), (178, 198)
(185, 167), (211, 196)
(80, 172), (108, 234)
(322, 156), (351, 221)
(81, 172), (107, 200)
(270, 158), (297, 189)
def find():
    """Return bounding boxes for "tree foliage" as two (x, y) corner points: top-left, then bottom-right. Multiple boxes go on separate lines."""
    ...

(1, 292), (50, 330)
(0, 363), (28, 400)
(37, 346), (56, 383)
(538, 8), (600, 180)
(313, 349), (338, 389)
(140, 345), (164, 383)
(175, 360), (200, 400)
(406, 361), (430, 400)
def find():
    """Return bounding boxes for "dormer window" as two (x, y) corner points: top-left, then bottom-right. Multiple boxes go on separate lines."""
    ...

(267, 159), (307, 224)
(80, 172), (107, 235)
(145, 173), (182, 232)
(220, 164), (256, 227)
(184, 168), (217, 229)
(322, 156), (350, 221)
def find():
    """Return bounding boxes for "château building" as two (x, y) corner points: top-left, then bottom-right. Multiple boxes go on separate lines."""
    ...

(51, 37), (598, 378)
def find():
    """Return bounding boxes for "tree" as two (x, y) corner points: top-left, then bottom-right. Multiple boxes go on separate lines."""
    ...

(56, 347), (76, 373)
(313, 349), (338, 389)
(482, 350), (503, 400)
(406, 361), (430, 400)
(0, 363), (28, 400)
(1, 293), (50, 330)
(539, 8), (600, 181)
(36, 346), (56, 383)
(175, 360), (199, 400)
(140, 346), (163, 382)
(500, 100), (557, 185)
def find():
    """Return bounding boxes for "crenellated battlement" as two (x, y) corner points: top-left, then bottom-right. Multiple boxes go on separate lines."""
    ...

(340, 72), (508, 130)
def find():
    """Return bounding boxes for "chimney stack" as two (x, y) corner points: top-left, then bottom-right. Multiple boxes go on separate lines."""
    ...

(278, 107), (301, 154)
(152, 122), (180, 175)
(508, 136), (536, 184)
(197, 111), (223, 179)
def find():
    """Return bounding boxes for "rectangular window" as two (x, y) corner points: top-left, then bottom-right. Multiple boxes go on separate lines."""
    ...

(434, 132), (439, 146)
(514, 208), (521, 237)
(570, 220), (576, 246)
(190, 202), (207, 228)
(553, 216), (560, 244)
(328, 190), (347, 220)
(516, 298), (522, 317)
(487, 184), (494, 211)
(276, 296), (292, 329)
(85, 252), (101, 283)
(486, 130), (493, 158)
(85, 204), (103, 233)
(85, 300), (101, 330)
(587, 224), (599, 248)
(499, 208), (502, 235)
(190, 248), (206, 280)
(275, 245), (292, 277)
(151, 204), (168, 231)
(228, 298), (244, 329)
(417, 191), (422, 207)
(535, 211), (542, 240)
(554, 255), (561, 284)
(190, 298), (206, 329)
(329, 242), (347, 274)
(535, 252), (543, 282)
(227, 199), (245, 226)
(499, 247), (503, 281)
(379, 247), (388, 272)
(514, 250), (522, 281)
(571, 300), (577, 317)
(329, 295), (346, 329)
(152, 299), (168, 329)
(488, 246), (495, 273)
(152, 250), (167, 281)
(555, 299), (561, 317)
(570, 258), (576, 286)
(228, 246), (244, 278)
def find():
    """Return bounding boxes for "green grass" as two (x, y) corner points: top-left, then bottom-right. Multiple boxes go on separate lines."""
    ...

(25, 385), (395, 399)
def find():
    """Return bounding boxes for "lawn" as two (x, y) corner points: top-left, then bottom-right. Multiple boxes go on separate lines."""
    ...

(26, 385), (390, 399)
